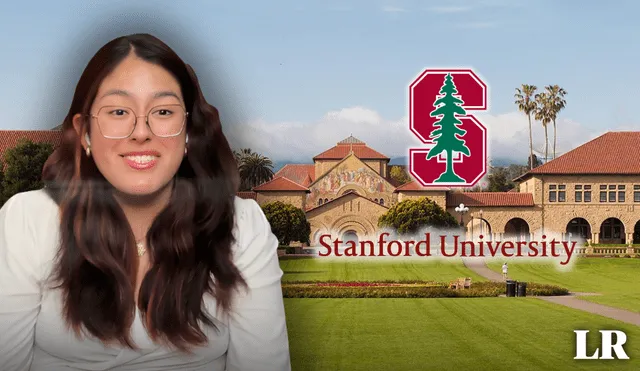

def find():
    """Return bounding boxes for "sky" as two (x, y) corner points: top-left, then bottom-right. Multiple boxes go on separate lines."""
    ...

(1, 0), (639, 165)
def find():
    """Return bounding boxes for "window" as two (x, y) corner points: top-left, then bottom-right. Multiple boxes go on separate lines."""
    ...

(548, 184), (566, 202)
(584, 185), (591, 202)
(599, 184), (626, 202)
(558, 185), (566, 202)
(380, 199), (385, 206)
(634, 185), (640, 202)
(549, 184), (557, 202)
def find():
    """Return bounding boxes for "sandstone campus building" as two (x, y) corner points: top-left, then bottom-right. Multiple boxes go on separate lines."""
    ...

(2, 130), (640, 251)
(243, 132), (640, 249)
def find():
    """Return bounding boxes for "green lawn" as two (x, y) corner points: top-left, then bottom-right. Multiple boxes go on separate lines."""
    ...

(486, 258), (640, 313)
(280, 257), (486, 283)
(285, 298), (640, 370)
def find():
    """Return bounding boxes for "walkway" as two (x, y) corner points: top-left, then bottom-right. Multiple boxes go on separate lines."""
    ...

(462, 258), (640, 327)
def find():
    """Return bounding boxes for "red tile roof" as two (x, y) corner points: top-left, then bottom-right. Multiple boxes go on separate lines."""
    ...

(252, 176), (310, 192)
(236, 191), (257, 200)
(275, 164), (316, 186)
(394, 180), (451, 192)
(0, 130), (63, 161)
(515, 132), (640, 180)
(313, 136), (388, 160)
(447, 192), (534, 207)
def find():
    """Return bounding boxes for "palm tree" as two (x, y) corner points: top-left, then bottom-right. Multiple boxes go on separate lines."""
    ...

(514, 84), (538, 169)
(233, 148), (255, 163)
(544, 85), (567, 159)
(534, 92), (552, 163)
(238, 152), (274, 191)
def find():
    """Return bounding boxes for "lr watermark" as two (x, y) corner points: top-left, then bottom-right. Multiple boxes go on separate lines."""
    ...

(574, 330), (629, 360)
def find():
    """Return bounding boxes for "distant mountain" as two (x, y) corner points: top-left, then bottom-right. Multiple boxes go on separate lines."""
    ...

(389, 156), (408, 165)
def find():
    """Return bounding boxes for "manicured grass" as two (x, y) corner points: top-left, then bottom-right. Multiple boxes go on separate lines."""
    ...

(284, 298), (640, 370)
(280, 257), (485, 283)
(486, 258), (640, 313)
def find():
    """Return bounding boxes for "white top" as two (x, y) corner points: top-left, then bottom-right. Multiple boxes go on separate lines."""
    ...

(502, 264), (508, 273)
(0, 189), (291, 371)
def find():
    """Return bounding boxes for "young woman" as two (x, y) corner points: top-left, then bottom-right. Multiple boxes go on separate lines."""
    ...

(0, 33), (291, 370)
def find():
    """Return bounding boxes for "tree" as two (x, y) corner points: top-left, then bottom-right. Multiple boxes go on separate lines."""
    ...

(378, 197), (459, 235)
(261, 201), (311, 246)
(534, 92), (552, 163)
(544, 85), (567, 159)
(0, 165), (4, 201)
(234, 148), (275, 191)
(486, 168), (512, 192)
(389, 165), (411, 184)
(528, 153), (542, 169)
(514, 84), (538, 170)
(233, 148), (255, 163)
(427, 73), (471, 183)
(0, 139), (54, 207)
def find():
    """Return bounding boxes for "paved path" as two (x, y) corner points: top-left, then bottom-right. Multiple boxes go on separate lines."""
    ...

(462, 258), (504, 281)
(538, 295), (640, 326)
(462, 258), (640, 327)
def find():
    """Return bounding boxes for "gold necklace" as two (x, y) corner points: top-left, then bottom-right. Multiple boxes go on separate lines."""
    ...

(136, 241), (147, 257)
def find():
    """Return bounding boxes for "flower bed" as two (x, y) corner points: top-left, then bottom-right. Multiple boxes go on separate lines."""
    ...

(281, 281), (569, 298)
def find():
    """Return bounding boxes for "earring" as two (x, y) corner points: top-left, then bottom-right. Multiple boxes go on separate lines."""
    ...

(185, 134), (188, 155)
(84, 133), (92, 157)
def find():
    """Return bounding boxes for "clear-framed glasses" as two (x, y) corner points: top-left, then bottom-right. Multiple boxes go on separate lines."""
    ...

(88, 104), (189, 139)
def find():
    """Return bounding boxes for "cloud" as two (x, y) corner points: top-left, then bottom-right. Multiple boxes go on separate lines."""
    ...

(427, 6), (473, 13)
(381, 6), (406, 13)
(224, 106), (610, 166)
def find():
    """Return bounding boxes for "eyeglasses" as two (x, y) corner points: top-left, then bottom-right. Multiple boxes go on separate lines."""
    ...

(87, 104), (189, 139)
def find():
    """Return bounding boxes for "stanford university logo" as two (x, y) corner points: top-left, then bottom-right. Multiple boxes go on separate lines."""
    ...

(408, 68), (488, 187)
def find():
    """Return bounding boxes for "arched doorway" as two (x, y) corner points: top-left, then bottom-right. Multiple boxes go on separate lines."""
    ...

(341, 230), (359, 247)
(504, 218), (530, 241)
(468, 217), (493, 241)
(634, 221), (640, 244)
(566, 218), (591, 241)
(600, 218), (625, 244)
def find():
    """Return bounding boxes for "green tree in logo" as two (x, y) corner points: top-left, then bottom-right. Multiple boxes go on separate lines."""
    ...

(427, 73), (471, 183)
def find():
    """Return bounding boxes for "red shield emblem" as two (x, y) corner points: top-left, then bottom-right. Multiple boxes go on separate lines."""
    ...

(408, 68), (488, 187)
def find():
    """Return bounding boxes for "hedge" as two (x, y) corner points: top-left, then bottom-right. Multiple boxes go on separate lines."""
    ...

(281, 281), (569, 298)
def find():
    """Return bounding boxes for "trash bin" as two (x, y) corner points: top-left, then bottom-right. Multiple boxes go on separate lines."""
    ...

(506, 280), (516, 297)
(516, 282), (527, 297)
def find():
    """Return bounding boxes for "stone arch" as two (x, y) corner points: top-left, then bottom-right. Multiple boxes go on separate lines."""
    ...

(337, 184), (368, 197)
(331, 214), (377, 240)
(599, 217), (625, 244)
(310, 221), (330, 246)
(633, 220), (640, 244)
(468, 217), (493, 241)
(504, 218), (530, 242)
(565, 217), (591, 241)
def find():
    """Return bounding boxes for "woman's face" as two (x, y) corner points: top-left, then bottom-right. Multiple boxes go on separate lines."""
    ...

(74, 53), (187, 197)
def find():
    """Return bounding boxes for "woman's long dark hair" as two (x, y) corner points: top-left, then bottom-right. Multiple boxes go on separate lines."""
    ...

(42, 33), (245, 352)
